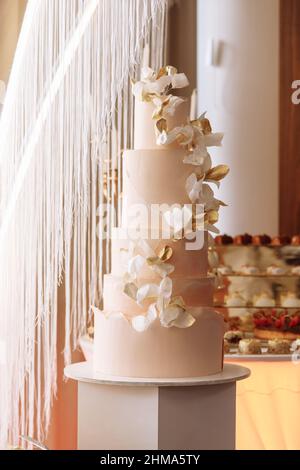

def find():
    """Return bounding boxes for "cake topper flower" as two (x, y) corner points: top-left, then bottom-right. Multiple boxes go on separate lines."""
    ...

(132, 66), (189, 103)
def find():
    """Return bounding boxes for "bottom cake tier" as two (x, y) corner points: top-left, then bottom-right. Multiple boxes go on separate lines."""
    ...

(93, 307), (225, 378)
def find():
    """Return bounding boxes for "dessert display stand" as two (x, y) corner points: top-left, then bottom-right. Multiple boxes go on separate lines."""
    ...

(64, 362), (250, 450)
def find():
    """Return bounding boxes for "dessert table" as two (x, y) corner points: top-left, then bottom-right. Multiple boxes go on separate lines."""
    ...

(65, 362), (250, 450)
(226, 354), (300, 450)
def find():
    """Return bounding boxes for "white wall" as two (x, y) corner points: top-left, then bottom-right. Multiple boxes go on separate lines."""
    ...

(197, 0), (279, 235)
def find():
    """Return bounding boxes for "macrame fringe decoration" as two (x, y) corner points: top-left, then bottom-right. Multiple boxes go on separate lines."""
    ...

(0, 0), (168, 448)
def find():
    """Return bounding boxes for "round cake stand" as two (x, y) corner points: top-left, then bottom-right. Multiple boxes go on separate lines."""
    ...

(64, 362), (250, 450)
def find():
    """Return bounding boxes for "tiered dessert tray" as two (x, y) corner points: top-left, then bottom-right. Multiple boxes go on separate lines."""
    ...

(211, 235), (300, 356)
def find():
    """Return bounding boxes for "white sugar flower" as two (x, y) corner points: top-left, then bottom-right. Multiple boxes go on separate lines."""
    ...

(159, 296), (195, 328)
(137, 276), (173, 306)
(185, 173), (204, 203)
(131, 303), (157, 332)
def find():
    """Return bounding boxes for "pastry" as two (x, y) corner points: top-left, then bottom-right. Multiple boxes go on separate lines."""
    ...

(252, 234), (271, 245)
(280, 292), (300, 308)
(224, 330), (244, 344)
(239, 339), (261, 355)
(252, 293), (275, 308)
(267, 339), (291, 354)
(271, 235), (291, 246)
(239, 264), (260, 275)
(254, 310), (300, 340)
(266, 265), (287, 276)
(234, 233), (252, 245)
(214, 234), (233, 245)
(225, 292), (247, 307)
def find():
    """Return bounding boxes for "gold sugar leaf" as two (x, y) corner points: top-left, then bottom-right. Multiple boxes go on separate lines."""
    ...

(206, 165), (229, 182)
(158, 245), (173, 262)
(156, 118), (167, 134)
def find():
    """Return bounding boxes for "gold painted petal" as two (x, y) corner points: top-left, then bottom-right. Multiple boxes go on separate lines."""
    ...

(205, 165), (229, 182)
(191, 117), (212, 135)
(205, 210), (219, 225)
(165, 65), (178, 76)
(171, 310), (196, 328)
(156, 66), (169, 79)
(158, 245), (173, 262)
(123, 282), (138, 300)
(146, 256), (161, 266)
(156, 118), (167, 134)
(159, 304), (185, 327)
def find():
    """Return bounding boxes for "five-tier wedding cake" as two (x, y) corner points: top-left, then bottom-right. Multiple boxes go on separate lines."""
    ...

(93, 66), (229, 378)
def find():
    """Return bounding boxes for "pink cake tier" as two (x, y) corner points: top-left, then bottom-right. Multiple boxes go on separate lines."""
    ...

(122, 149), (195, 227)
(94, 307), (224, 378)
(93, 79), (225, 378)
(103, 274), (215, 314)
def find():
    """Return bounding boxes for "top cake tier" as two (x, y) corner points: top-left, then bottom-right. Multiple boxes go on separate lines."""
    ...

(134, 98), (189, 150)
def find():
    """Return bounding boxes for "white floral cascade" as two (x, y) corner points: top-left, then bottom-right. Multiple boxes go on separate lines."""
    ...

(122, 66), (229, 332)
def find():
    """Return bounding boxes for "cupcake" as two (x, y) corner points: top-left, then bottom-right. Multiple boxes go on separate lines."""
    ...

(280, 292), (300, 308)
(225, 292), (247, 307)
(267, 339), (291, 354)
(239, 264), (260, 275)
(253, 293), (275, 308)
(266, 265), (287, 276)
(239, 339), (261, 355)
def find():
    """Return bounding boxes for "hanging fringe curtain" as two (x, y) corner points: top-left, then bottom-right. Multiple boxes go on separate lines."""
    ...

(0, 0), (168, 447)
